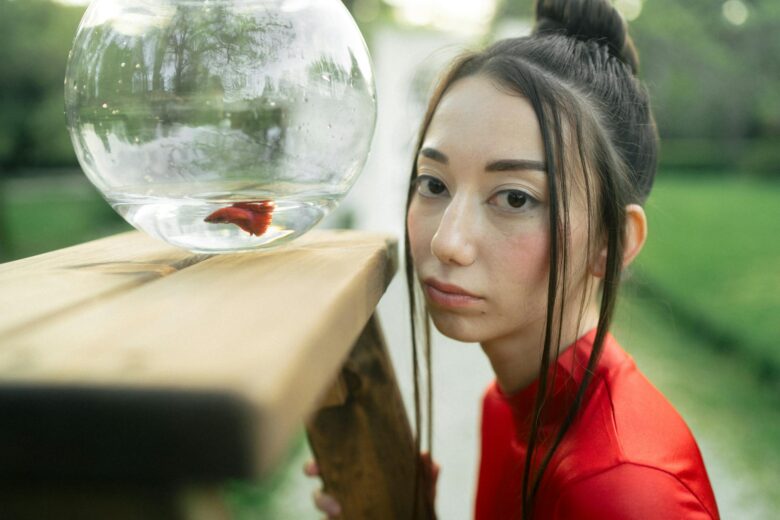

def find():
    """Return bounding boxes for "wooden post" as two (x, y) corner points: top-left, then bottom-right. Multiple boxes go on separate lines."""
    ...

(307, 315), (436, 520)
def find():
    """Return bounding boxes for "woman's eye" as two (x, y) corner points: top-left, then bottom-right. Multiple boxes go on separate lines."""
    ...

(415, 175), (448, 198)
(489, 189), (536, 212)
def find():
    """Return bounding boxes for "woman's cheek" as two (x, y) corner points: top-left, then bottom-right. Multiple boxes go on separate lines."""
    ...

(504, 229), (550, 286)
(406, 204), (426, 265)
(407, 202), (437, 256)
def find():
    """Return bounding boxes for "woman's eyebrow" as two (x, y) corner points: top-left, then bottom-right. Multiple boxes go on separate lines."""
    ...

(486, 159), (547, 173)
(418, 147), (448, 164)
(419, 148), (546, 173)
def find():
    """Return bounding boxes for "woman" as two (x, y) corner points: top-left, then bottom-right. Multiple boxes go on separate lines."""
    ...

(307, 0), (719, 517)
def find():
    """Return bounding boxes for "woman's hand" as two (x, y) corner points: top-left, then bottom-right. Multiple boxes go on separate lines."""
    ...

(419, 452), (441, 503)
(304, 459), (342, 518)
(303, 452), (441, 518)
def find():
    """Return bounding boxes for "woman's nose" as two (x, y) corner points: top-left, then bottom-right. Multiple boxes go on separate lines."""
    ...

(430, 198), (477, 266)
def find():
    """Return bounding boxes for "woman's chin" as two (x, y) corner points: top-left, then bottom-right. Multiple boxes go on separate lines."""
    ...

(428, 312), (486, 344)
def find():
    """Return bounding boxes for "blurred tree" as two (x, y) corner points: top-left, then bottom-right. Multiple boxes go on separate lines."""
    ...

(0, 0), (84, 172)
(492, 0), (780, 175)
(632, 0), (780, 174)
(1, 0), (778, 175)
(0, 0), (366, 175)
(494, 0), (534, 20)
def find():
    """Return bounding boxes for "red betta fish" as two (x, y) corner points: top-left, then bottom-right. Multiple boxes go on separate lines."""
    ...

(204, 200), (275, 236)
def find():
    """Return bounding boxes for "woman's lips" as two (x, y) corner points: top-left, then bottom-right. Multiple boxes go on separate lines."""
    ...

(423, 278), (483, 308)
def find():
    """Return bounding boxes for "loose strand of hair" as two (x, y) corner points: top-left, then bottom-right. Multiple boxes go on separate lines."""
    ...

(404, 234), (424, 518)
(402, 57), (473, 517)
(425, 307), (433, 459)
(524, 98), (574, 517)
(520, 88), (562, 520)
(573, 113), (596, 342)
(529, 135), (626, 504)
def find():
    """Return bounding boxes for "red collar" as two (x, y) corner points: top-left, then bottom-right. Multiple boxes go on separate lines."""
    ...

(495, 329), (618, 442)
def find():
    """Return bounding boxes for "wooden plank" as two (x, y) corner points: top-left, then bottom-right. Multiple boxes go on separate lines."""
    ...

(0, 383), (259, 482)
(0, 483), (228, 520)
(0, 484), (181, 520)
(307, 316), (436, 520)
(0, 231), (210, 340)
(0, 229), (397, 478)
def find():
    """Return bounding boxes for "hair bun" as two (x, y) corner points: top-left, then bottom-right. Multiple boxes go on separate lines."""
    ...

(534, 0), (639, 73)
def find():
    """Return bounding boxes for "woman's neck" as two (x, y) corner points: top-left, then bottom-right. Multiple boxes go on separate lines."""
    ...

(480, 307), (599, 395)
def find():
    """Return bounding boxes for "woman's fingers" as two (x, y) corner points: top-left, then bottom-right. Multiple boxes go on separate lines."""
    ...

(312, 489), (342, 518)
(303, 459), (320, 477)
(420, 451), (441, 503)
(420, 451), (441, 479)
(304, 454), (437, 515)
(304, 460), (342, 517)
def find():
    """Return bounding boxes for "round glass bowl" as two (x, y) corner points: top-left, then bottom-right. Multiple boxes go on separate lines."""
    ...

(65, 0), (376, 253)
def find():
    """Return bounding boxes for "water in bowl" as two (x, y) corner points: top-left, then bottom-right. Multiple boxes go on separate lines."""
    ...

(108, 181), (339, 253)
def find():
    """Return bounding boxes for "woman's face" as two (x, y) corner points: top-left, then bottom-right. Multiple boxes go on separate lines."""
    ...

(407, 75), (593, 348)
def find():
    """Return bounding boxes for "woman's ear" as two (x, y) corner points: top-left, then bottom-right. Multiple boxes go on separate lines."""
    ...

(622, 204), (647, 268)
(589, 204), (648, 278)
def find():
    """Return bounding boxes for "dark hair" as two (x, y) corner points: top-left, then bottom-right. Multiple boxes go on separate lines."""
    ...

(404, 0), (659, 517)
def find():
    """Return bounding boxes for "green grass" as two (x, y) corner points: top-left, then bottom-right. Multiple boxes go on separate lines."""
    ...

(223, 433), (316, 519)
(636, 171), (780, 367)
(0, 175), (131, 261)
(614, 288), (780, 518)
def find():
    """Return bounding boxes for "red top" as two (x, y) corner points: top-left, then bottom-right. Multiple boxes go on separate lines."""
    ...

(474, 330), (719, 519)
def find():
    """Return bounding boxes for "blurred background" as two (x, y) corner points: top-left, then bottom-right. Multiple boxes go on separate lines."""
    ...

(1, 0), (778, 518)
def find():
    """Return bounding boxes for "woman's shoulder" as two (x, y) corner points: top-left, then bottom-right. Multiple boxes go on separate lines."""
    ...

(547, 335), (719, 518)
(550, 461), (719, 519)
(596, 337), (706, 469)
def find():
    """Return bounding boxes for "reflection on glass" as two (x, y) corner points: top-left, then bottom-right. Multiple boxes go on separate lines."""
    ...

(65, 0), (376, 252)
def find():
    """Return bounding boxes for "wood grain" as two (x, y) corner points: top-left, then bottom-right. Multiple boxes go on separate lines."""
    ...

(0, 231), (209, 340)
(306, 316), (437, 520)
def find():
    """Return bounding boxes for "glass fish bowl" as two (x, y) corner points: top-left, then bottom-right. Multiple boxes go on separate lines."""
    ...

(64, 0), (376, 253)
